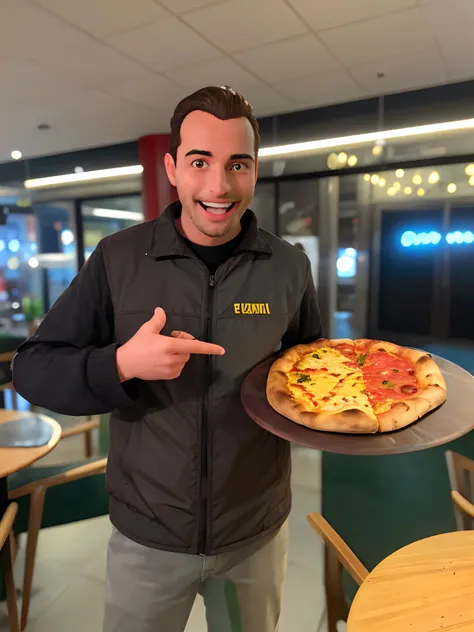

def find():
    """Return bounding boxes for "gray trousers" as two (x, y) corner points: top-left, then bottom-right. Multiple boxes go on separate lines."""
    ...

(102, 521), (289, 632)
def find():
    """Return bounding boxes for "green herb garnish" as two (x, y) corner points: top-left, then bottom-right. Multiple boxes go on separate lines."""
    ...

(382, 380), (395, 388)
(393, 369), (399, 373)
(297, 374), (311, 383)
(312, 353), (320, 359)
(357, 354), (367, 367)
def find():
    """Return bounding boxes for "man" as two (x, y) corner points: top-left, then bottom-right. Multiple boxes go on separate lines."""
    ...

(13, 86), (322, 632)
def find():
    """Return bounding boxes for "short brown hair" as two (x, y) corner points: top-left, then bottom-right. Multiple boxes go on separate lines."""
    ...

(169, 85), (260, 161)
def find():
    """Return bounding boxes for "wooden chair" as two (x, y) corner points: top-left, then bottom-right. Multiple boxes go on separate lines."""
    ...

(58, 415), (100, 458)
(0, 502), (20, 632)
(0, 351), (18, 410)
(446, 450), (474, 530)
(307, 512), (369, 632)
(8, 457), (107, 630)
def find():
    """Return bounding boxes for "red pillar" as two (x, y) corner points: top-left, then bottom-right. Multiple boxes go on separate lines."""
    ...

(138, 134), (177, 221)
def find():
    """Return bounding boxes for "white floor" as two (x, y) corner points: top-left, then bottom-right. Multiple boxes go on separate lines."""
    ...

(0, 434), (330, 632)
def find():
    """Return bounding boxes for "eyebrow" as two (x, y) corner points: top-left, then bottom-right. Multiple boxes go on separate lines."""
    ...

(185, 149), (254, 162)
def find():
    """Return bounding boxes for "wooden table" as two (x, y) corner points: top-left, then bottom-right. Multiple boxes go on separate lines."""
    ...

(0, 410), (61, 514)
(348, 531), (474, 631)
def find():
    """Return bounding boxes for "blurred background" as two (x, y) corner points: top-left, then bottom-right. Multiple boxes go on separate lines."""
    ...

(0, 0), (472, 357)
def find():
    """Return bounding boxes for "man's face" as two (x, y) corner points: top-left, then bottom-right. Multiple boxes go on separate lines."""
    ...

(165, 110), (258, 246)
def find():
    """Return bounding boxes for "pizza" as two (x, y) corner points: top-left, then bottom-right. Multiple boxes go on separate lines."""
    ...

(266, 338), (447, 434)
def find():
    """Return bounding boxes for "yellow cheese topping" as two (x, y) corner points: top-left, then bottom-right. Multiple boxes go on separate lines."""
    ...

(288, 347), (376, 419)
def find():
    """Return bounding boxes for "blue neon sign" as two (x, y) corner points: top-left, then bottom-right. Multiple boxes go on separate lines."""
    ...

(401, 230), (474, 247)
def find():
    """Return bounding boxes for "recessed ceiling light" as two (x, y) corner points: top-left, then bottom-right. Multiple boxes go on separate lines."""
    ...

(404, 186), (413, 195)
(378, 177), (386, 188)
(347, 155), (358, 167)
(395, 169), (404, 178)
(428, 171), (440, 184)
(413, 174), (422, 185)
(11, 150), (22, 160)
(447, 183), (457, 193)
(370, 174), (380, 185)
(417, 188), (425, 197)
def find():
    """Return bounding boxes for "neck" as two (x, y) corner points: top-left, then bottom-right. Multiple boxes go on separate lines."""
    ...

(177, 214), (241, 247)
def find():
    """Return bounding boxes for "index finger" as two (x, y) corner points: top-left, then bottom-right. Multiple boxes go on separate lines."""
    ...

(169, 337), (225, 356)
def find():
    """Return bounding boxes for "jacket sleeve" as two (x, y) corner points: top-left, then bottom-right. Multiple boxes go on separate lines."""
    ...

(281, 258), (323, 350)
(12, 242), (138, 416)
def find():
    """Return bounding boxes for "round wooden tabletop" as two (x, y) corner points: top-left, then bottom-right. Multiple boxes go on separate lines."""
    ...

(348, 531), (474, 631)
(241, 352), (474, 455)
(0, 410), (62, 478)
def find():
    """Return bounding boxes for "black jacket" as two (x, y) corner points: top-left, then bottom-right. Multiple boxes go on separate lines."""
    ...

(13, 202), (322, 555)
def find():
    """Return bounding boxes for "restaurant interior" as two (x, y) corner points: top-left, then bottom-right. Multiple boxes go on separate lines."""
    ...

(1, 1), (474, 631)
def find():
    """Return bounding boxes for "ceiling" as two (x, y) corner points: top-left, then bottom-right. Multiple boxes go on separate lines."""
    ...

(0, 0), (472, 161)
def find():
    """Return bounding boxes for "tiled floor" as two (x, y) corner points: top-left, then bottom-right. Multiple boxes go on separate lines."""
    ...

(0, 434), (329, 631)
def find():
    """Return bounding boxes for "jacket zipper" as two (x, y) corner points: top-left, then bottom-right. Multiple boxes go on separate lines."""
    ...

(198, 272), (215, 554)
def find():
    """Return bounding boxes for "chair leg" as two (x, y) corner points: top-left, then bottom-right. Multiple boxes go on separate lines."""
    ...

(3, 531), (20, 632)
(325, 546), (349, 632)
(84, 429), (93, 458)
(21, 486), (46, 631)
(10, 530), (18, 564)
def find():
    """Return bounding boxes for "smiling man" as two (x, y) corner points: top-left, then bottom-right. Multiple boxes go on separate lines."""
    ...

(12, 86), (322, 632)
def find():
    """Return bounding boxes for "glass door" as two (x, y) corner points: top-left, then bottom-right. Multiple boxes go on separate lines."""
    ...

(80, 195), (144, 261)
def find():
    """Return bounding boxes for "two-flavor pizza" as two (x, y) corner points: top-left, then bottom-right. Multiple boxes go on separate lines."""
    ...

(266, 339), (447, 434)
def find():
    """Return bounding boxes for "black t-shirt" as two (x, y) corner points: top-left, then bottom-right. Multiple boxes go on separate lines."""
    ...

(185, 231), (244, 274)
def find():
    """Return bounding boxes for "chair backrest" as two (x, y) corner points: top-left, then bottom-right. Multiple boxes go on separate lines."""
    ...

(307, 512), (369, 586)
(445, 450), (474, 530)
(0, 502), (18, 549)
(0, 350), (18, 409)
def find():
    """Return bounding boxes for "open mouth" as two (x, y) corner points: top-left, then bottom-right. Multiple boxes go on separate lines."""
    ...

(198, 201), (238, 216)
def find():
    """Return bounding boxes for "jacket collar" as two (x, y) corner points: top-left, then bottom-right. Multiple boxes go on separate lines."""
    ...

(146, 200), (272, 259)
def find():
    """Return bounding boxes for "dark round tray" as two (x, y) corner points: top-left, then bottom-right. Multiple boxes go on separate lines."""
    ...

(241, 352), (474, 456)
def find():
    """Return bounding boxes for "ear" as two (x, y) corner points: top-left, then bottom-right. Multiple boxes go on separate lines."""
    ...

(164, 153), (177, 186)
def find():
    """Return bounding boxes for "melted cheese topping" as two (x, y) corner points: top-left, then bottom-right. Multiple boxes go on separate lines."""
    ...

(295, 347), (351, 372)
(373, 401), (393, 415)
(288, 347), (376, 419)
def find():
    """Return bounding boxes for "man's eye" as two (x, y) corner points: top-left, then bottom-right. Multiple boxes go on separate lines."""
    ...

(230, 163), (247, 171)
(192, 159), (207, 168)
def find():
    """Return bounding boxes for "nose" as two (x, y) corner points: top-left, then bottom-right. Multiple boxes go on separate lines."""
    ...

(208, 167), (232, 196)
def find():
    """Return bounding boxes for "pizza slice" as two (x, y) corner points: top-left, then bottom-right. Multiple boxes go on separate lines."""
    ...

(354, 339), (447, 432)
(268, 339), (378, 434)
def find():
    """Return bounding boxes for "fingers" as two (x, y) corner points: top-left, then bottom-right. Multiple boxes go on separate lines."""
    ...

(148, 307), (166, 334)
(167, 337), (225, 356)
(171, 330), (196, 341)
(165, 356), (190, 378)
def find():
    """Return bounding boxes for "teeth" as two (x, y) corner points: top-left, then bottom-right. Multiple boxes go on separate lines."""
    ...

(198, 200), (236, 215)
(202, 202), (232, 208)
